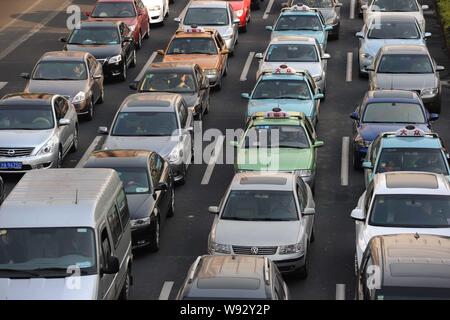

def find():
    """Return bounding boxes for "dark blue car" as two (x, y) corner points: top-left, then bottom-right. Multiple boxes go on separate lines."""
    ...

(350, 90), (439, 169)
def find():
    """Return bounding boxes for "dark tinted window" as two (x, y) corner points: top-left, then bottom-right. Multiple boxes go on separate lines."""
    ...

(363, 102), (425, 123)
(116, 167), (151, 194)
(0, 105), (54, 130)
(107, 204), (122, 248)
(371, 0), (419, 12)
(33, 61), (87, 80)
(68, 27), (120, 45)
(117, 188), (130, 226)
(167, 38), (218, 55)
(377, 54), (433, 74)
(112, 111), (178, 136)
(91, 2), (137, 18)
(275, 15), (323, 31)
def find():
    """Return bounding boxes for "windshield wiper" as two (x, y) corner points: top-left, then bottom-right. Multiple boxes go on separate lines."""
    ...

(277, 145), (307, 149)
(0, 268), (41, 278)
(276, 96), (310, 100)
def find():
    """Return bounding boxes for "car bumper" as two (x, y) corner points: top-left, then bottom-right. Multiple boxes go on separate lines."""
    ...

(169, 162), (186, 182)
(131, 224), (153, 248)
(101, 61), (124, 78)
(273, 254), (306, 273)
(148, 9), (164, 23)
(327, 21), (340, 36)
(206, 74), (220, 87)
(0, 152), (58, 173)
(224, 37), (235, 51)
(73, 100), (90, 115)
(359, 55), (373, 74)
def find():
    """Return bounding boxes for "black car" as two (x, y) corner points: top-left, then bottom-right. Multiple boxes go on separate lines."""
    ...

(60, 21), (136, 81)
(129, 62), (210, 120)
(356, 234), (450, 300)
(83, 149), (174, 252)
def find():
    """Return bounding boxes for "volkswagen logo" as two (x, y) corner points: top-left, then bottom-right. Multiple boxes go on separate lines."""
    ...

(250, 247), (259, 255)
(7, 149), (15, 157)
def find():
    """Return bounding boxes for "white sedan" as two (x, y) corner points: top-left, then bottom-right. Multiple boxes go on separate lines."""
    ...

(142, 0), (169, 24)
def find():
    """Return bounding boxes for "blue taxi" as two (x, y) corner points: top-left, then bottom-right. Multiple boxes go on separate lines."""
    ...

(241, 65), (323, 126)
(362, 125), (450, 187)
(265, 5), (332, 50)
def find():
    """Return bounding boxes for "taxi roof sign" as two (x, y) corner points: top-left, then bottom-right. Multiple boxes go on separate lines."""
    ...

(282, 4), (318, 13)
(251, 109), (306, 120)
(274, 64), (296, 74)
(381, 126), (439, 139)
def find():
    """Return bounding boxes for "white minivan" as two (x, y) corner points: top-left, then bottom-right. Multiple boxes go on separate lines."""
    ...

(0, 168), (133, 300)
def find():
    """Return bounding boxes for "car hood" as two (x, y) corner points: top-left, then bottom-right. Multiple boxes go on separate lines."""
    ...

(358, 123), (430, 141)
(214, 220), (301, 246)
(247, 99), (315, 119)
(103, 135), (177, 159)
(259, 61), (322, 78)
(271, 30), (325, 44)
(362, 39), (425, 57)
(65, 44), (121, 60)
(126, 193), (155, 220)
(163, 55), (219, 70)
(0, 275), (97, 300)
(236, 148), (313, 171)
(189, 25), (232, 37)
(372, 73), (437, 91)
(0, 129), (54, 149)
(25, 80), (88, 99)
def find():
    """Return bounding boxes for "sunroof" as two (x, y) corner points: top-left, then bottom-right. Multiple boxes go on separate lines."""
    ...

(386, 173), (438, 189)
(240, 176), (287, 185)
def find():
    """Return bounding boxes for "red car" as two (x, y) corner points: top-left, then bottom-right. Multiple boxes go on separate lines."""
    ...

(228, 0), (251, 32)
(86, 0), (150, 49)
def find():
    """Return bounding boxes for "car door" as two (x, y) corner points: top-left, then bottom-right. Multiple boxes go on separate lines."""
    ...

(135, 0), (149, 33)
(119, 23), (133, 65)
(229, 4), (238, 42)
(99, 226), (116, 300)
(297, 179), (314, 238)
(177, 101), (193, 163)
(54, 97), (72, 155)
(215, 34), (227, 75)
(356, 183), (374, 263)
(149, 154), (165, 222)
(195, 66), (208, 112)
(86, 55), (101, 102)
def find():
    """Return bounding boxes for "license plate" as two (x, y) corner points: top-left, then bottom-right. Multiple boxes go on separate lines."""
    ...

(0, 162), (23, 169)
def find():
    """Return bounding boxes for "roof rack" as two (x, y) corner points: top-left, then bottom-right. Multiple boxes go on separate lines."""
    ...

(187, 256), (202, 283)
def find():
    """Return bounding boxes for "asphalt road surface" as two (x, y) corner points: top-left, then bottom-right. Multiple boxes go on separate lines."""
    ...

(0, 0), (449, 300)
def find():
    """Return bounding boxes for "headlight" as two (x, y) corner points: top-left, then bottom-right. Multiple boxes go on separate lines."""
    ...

(108, 55), (122, 64)
(313, 76), (322, 82)
(209, 241), (232, 254)
(204, 69), (218, 76)
(72, 91), (86, 104)
(279, 242), (304, 255)
(236, 9), (244, 17)
(168, 145), (183, 164)
(150, 5), (161, 11)
(421, 88), (438, 98)
(131, 217), (151, 228)
(37, 136), (58, 156)
(296, 169), (312, 177)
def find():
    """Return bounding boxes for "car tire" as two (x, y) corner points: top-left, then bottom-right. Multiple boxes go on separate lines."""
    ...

(119, 269), (131, 300)
(167, 186), (175, 218)
(70, 128), (78, 153)
(144, 25), (150, 39)
(148, 216), (160, 252)
(56, 148), (63, 168)
(97, 89), (104, 104)
(130, 50), (137, 68)
(119, 62), (127, 82)
(85, 99), (94, 121)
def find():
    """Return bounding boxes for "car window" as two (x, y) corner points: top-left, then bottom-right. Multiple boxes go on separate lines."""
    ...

(0, 104), (54, 130)
(184, 7), (229, 26)
(167, 37), (218, 55)
(377, 54), (434, 74)
(216, 33), (225, 49)
(32, 61), (88, 80)
(296, 0), (333, 7)
(275, 15), (323, 31)
(266, 44), (319, 62)
(368, 21), (420, 39)
(91, 2), (137, 18)
(68, 26), (120, 45)
(100, 228), (112, 270)
(371, 0), (419, 12)
(244, 125), (310, 149)
(252, 79), (312, 100)
(362, 102), (426, 124)
(107, 204), (122, 248)
(116, 189), (130, 227)
(87, 56), (97, 73)
(116, 167), (151, 194)
(149, 154), (162, 187)
(112, 111), (178, 136)
(54, 98), (65, 120)
(296, 185), (306, 212)
(140, 72), (196, 93)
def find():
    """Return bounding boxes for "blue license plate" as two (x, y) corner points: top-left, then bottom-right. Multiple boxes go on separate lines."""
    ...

(0, 162), (23, 169)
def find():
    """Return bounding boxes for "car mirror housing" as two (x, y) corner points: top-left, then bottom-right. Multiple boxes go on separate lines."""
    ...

(314, 141), (324, 148)
(129, 81), (139, 91)
(254, 53), (263, 59)
(314, 93), (324, 100)
(59, 37), (67, 43)
(265, 26), (273, 31)
(174, 17), (181, 23)
(157, 49), (165, 55)
(303, 208), (315, 216)
(154, 182), (168, 192)
(58, 118), (71, 126)
(436, 66), (445, 72)
(208, 206), (220, 214)
(322, 53), (331, 60)
(429, 113), (439, 121)
(325, 26), (333, 31)
(362, 161), (373, 169)
(350, 112), (359, 120)
(97, 126), (109, 135)
(351, 208), (365, 221)
(355, 32), (364, 39)
(20, 72), (30, 79)
(241, 93), (250, 99)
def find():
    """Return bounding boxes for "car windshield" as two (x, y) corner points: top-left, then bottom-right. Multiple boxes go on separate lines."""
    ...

(369, 195), (450, 228)
(167, 38), (218, 55)
(0, 105), (54, 130)
(377, 54), (433, 74)
(275, 15), (323, 31)
(112, 111), (178, 136)
(244, 125), (310, 149)
(252, 79), (312, 100)
(375, 287), (450, 300)
(371, 0), (419, 12)
(91, 2), (136, 18)
(32, 61), (87, 80)
(375, 148), (448, 175)
(266, 44), (319, 62)
(368, 21), (420, 39)
(221, 190), (299, 221)
(294, 0), (333, 7)
(0, 227), (96, 277)
(140, 72), (196, 93)
(363, 102), (425, 123)
(68, 27), (120, 45)
(184, 8), (229, 26)
(116, 167), (151, 194)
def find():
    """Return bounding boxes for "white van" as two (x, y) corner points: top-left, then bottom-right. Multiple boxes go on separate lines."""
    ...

(0, 168), (133, 300)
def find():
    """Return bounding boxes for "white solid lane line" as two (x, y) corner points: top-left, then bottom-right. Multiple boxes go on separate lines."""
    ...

(134, 51), (158, 83)
(336, 284), (346, 300)
(349, 0), (356, 19)
(346, 52), (353, 82)
(158, 281), (174, 300)
(263, 0), (275, 20)
(0, 0), (72, 62)
(341, 137), (349, 186)
(75, 136), (103, 168)
(201, 135), (225, 185)
(0, 0), (46, 34)
(0, 82), (7, 91)
(240, 52), (255, 81)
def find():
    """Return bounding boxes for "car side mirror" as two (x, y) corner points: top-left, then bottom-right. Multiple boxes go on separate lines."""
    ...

(265, 26), (273, 31)
(281, 2), (289, 8)
(355, 32), (364, 39)
(361, 5), (368, 10)
(92, 74), (102, 80)
(365, 66), (375, 72)
(313, 140), (324, 148)
(157, 49), (165, 55)
(20, 72), (30, 79)
(424, 32), (432, 39)
(58, 118), (71, 126)
(335, 2), (343, 7)
(59, 37), (67, 43)
(123, 36), (133, 42)
(208, 206), (219, 214)
(174, 17), (181, 23)
(98, 126), (109, 135)
(303, 208), (315, 216)
(350, 112), (359, 120)
(241, 93), (250, 99)
(221, 49), (229, 55)
(429, 113), (439, 121)
(422, 4), (429, 10)
(129, 81), (138, 90)
(362, 161), (373, 169)
(254, 53), (263, 59)
(351, 208), (365, 221)
(314, 93), (324, 100)
(154, 182), (168, 192)
(436, 66), (445, 72)
(325, 26), (333, 31)
(322, 53), (331, 60)
(102, 256), (120, 274)
(233, 18), (240, 24)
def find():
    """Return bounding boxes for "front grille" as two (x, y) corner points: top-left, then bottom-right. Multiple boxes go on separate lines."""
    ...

(232, 245), (278, 255)
(0, 147), (34, 157)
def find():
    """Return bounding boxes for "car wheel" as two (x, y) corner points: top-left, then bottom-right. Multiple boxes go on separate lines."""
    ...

(56, 148), (63, 168)
(297, 248), (309, 279)
(167, 186), (175, 218)
(130, 50), (137, 68)
(97, 89), (104, 104)
(85, 99), (94, 121)
(148, 216), (160, 252)
(119, 269), (131, 300)
(119, 62), (127, 82)
(144, 25), (150, 39)
(70, 128), (78, 153)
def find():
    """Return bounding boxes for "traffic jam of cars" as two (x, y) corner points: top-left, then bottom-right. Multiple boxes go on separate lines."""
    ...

(0, 0), (449, 301)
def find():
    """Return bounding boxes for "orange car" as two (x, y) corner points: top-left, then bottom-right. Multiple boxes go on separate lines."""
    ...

(157, 27), (229, 89)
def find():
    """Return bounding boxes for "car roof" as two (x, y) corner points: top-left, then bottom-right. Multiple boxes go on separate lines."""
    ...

(369, 234), (450, 289)
(0, 169), (122, 228)
(380, 134), (442, 149)
(0, 92), (55, 106)
(230, 172), (295, 191)
(120, 93), (181, 112)
(381, 44), (429, 55)
(270, 36), (317, 44)
(373, 172), (450, 195)
(148, 62), (197, 73)
(40, 51), (87, 62)
(84, 150), (153, 169)
(187, 0), (228, 8)
(184, 255), (270, 299)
